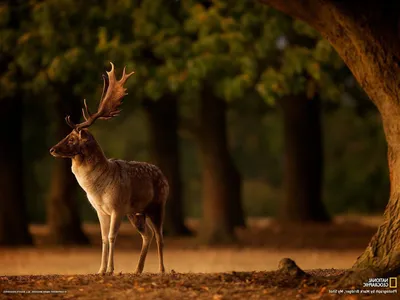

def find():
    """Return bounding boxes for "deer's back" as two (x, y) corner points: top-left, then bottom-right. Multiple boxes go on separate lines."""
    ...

(109, 159), (169, 212)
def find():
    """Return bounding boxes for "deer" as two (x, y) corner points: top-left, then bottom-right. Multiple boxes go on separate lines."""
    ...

(49, 62), (168, 275)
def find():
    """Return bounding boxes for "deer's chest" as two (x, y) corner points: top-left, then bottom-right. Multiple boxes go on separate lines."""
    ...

(80, 182), (116, 215)
(86, 194), (112, 215)
(72, 168), (112, 213)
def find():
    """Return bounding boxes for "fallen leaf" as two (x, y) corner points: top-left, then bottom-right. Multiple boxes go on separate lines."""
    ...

(318, 287), (327, 296)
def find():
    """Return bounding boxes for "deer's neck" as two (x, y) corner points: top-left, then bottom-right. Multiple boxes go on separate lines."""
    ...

(71, 141), (109, 186)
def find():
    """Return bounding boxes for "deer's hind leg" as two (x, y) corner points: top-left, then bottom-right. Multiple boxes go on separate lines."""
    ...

(128, 213), (154, 274)
(147, 204), (166, 273)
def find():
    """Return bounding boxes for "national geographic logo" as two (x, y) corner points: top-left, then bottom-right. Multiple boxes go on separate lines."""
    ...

(363, 277), (397, 288)
(390, 278), (398, 289)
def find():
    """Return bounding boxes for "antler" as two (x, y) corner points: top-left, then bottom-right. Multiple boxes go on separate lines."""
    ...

(65, 115), (77, 129)
(65, 62), (134, 131)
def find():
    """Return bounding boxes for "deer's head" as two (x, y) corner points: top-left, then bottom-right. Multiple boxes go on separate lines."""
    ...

(50, 62), (134, 159)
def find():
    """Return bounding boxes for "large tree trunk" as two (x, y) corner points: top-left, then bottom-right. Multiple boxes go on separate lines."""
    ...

(143, 96), (191, 236)
(197, 91), (245, 244)
(259, 0), (400, 277)
(279, 94), (330, 222)
(353, 108), (400, 274)
(0, 96), (33, 245)
(47, 91), (89, 245)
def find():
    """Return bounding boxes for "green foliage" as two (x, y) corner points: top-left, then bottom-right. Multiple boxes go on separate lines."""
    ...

(7, 0), (347, 109)
(323, 107), (388, 214)
(181, 1), (273, 101)
(0, 0), (389, 222)
(20, 1), (107, 95)
(255, 12), (345, 103)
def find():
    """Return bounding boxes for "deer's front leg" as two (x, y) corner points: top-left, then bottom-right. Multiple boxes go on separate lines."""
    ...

(106, 211), (123, 275)
(97, 212), (110, 275)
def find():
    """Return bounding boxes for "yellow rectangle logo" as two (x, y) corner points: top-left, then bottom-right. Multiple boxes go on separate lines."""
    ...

(389, 277), (397, 288)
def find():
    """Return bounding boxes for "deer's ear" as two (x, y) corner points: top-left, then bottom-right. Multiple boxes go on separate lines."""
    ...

(78, 129), (91, 141)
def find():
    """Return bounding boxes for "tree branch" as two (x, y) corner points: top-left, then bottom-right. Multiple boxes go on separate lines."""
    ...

(257, 0), (322, 27)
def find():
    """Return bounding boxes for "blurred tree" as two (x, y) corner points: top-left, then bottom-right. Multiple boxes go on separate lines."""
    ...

(277, 28), (328, 222)
(182, 1), (340, 226)
(15, 0), (108, 244)
(100, 0), (193, 235)
(253, 10), (345, 222)
(276, 30), (335, 222)
(0, 0), (33, 245)
(46, 82), (89, 244)
(106, 0), (247, 242)
(260, 0), (400, 279)
(17, 0), (192, 238)
(180, 1), (255, 243)
(183, 1), (347, 229)
(143, 95), (191, 235)
(197, 88), (243, 242)
(279, 94), (329, 221)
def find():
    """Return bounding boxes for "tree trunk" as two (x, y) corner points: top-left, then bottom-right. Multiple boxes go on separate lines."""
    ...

(143, 96), (191, 236)
(259, 0), (400, 277)
(0, 96), (33, 245)
(0, 0), (33, 246)
(279, 94), (330, 222)
(197, 91), (245, 244)
(228, 158), (246, 228)
(352, 108), (400, 274)
(47, 91), (89, 245)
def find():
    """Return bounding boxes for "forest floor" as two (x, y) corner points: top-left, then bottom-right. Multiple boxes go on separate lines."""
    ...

(1, 216), (399, 299)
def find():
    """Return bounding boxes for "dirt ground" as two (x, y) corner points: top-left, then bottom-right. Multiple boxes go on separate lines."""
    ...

(1, 216), (398, 299)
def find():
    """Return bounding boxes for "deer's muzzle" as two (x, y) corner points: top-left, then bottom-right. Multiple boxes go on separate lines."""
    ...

(49, 147), (56, 155)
